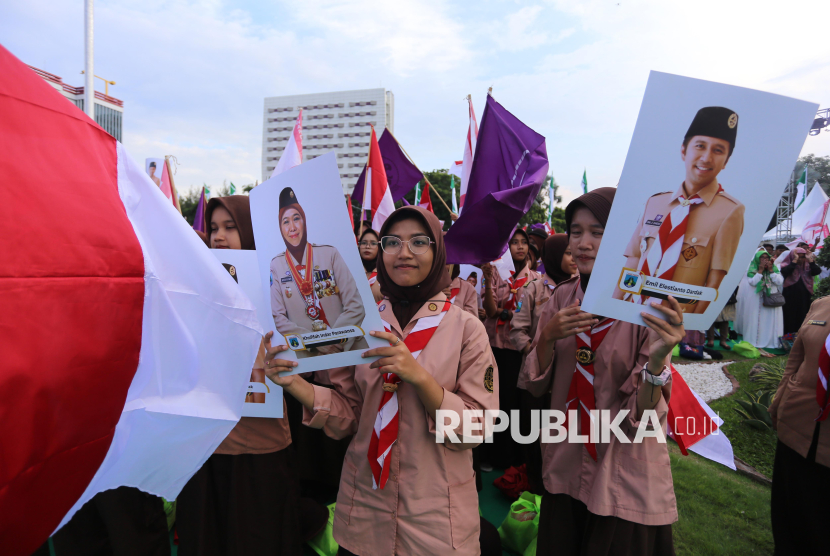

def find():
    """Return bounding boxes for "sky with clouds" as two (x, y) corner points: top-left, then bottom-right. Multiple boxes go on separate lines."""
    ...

(3, 0), (829, 204)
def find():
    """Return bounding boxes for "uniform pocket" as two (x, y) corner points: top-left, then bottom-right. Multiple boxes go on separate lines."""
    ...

(678, 234), (711, 269)
(615, 452), (674, 513)
(448, 475), (479, 549)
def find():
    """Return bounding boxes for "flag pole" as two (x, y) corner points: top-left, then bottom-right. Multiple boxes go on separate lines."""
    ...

(384, 128), (455, 216)
(359, 126), (375, 238)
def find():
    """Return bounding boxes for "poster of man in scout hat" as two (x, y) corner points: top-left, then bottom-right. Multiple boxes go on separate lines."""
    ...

(250, 153), (386, 375)
(612, 106), (745, 314)
(580, 71), (818, 330)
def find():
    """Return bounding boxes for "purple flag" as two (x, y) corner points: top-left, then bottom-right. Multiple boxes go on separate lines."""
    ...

(445, 95), (549, 264)
(192, 187), (206, 233)
(352, 129), (423, 204)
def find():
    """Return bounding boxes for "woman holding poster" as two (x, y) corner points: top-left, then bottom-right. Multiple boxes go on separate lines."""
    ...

(523, 188), (685, 556)
(178, 196), (328, 556)
(270, 187), (367, 358)
(264, 206), (500, 556)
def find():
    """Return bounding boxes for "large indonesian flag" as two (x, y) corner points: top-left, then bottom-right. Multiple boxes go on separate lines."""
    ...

(0, 45), (262, 555)
(459, 97), (478, 210)
(272, 109), (303, 177)
(361, 126), (395, 232)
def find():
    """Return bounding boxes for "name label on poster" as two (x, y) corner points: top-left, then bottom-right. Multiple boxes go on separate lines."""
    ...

(284, 326), (366, 351)
(617, 268), (717, 304)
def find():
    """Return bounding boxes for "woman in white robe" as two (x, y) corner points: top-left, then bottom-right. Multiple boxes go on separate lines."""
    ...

(740, 250), (784, 348)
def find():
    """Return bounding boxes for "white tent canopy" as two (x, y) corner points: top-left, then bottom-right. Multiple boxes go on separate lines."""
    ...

(763, 182), (827, 242)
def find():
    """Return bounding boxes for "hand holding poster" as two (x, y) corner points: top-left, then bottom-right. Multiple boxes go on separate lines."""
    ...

(582, 72), (818, 330)
(250, 153), (386, 375)
(211, 250), (283, 417)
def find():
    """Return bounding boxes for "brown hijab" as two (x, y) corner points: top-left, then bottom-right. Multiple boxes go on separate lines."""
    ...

(543, 233), (571, 284)
(564, 187), (616, 291)
(278, 195), (308, 263)
(205, 196), (255, 250)
(377, 206), (451, 327)
(359, 228), (379, 273)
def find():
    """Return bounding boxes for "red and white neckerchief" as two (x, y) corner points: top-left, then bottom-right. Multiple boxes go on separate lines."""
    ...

(368, 300), (453, 489)
(498, 271), (530, 327)
(816, 331), (830, 422)
(563, 318), (616, 460)
(368, 270), (377, 286)
(449, 287), (460, 304)
(630, 185), (723, 304)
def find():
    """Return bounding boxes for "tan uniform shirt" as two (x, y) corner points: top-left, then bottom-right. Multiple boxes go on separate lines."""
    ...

(511, 274), (557, 388)
(216, 341), (292, 455)
(523, 277), (677, 526)
(270, 244), (367, 357)
(483, 267), (540, 350)
(622, 181), (744, 311)
(450, 276), (479, 317)
(303, 295), (498, 556)
(769, 297), (830, 468)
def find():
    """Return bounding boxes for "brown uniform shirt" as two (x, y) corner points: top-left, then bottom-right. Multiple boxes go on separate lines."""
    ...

(303, 295), (498, 556)
(215, 341), (292, 455)
(769, 296), (830, 468)
(523, 277), (677, 526)
(270, 244), (367, 357)
(450, 276), (479, 317)
(511, 273), (557, 388)
(622, 181), (744, 310)
(483, 266), (540, 350)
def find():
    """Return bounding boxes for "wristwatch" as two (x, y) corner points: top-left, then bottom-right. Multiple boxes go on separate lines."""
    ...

(641, 364), (672, 386)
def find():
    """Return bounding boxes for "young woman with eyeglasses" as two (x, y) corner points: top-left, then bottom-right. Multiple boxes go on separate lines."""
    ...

(358, 228), (383, 302)
(263, 206), (500, 556)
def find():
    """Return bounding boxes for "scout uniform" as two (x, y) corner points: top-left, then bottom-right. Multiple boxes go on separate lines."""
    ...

(449, 275), (479, 317)
(302, 296), (498, 556)
(523, 277), (677, 551)
(619, 106), (745, 313)
(511, 273), (556, 368)
(270, 243), (367, 358)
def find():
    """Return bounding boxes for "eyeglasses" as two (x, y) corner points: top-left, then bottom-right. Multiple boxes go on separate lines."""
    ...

(380, 235), (434, 255)
(358, 241), (378, 248)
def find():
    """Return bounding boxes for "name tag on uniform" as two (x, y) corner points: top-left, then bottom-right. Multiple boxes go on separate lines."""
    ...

(645, 214), (664, 227)
(281, 276), (293, 283)
(808, 320), (826, 326)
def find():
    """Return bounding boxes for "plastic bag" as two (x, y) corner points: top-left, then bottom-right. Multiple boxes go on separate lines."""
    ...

(731, 340), (760, 359)
(308, 503), (339, 556)
(524, 536), (537, 556)
(497, 491), (542, 554)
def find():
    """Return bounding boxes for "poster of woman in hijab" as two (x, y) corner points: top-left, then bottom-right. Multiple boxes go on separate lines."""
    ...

(581, 71), (818, 330)
(251, 153), (386, 374)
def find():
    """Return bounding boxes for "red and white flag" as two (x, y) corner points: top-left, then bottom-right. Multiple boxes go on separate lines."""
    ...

(159, 156), (182, 213)
(0, 46), (263, 556)
(667, 366), (736, 469)
(459, 97), (478, 210)
(798, 198), (830, 249)
(272, 109), (303, 177)
(417, 182), (434, 213)
(361, 126), (395, 232)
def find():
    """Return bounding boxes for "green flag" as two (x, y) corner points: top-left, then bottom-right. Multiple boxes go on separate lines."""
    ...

(230, 182), (236, 195)
(204, 183), (211, 199)
(450, 174), (458, 215)
(581, 169), (588, 194)
(795, 167), (807, 209)
(414, 181), (421, 206)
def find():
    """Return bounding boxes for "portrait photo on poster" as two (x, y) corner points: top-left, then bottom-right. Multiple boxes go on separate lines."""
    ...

(582, 71), (818, 330)
(211, 249), (283, 418)
(250, 152), (386, 375)
(145, 157), (163, 188)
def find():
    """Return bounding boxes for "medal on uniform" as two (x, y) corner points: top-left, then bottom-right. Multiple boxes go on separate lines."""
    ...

(285, 286), (292, 298)
(307, 305), (320, 319)
(575, 347), (596, 365)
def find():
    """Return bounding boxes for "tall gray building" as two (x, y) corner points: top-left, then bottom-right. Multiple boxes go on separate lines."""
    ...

(262, 88), (394, 194)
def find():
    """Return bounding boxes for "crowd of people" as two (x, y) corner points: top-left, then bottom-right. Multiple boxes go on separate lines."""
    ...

(37, 188), (829, 556)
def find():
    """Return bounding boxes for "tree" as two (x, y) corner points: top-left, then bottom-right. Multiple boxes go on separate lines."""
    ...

(179, 188), (201, 226)
(797, 154), (830, 196)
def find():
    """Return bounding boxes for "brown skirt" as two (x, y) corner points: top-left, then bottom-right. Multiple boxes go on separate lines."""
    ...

(176, 448), (326, 556)
(537, 492), (675, 556)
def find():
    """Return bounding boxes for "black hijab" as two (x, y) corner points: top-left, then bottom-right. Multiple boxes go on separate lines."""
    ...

(542, 233), (571, 284)
(359, 229), (379, 273)
(376, 206), (451, 327)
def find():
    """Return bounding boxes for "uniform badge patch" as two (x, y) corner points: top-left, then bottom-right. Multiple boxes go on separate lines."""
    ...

(379, 303), (386, 312)
(484, 366), (494, 393)
(808, 320), (826, 326)
(281, 276), (293, 283)
(682, 246), (697, 261)
(728, 113), (738, 128)
(428, 303), (438, 311)
(645, 214), (664, 226)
